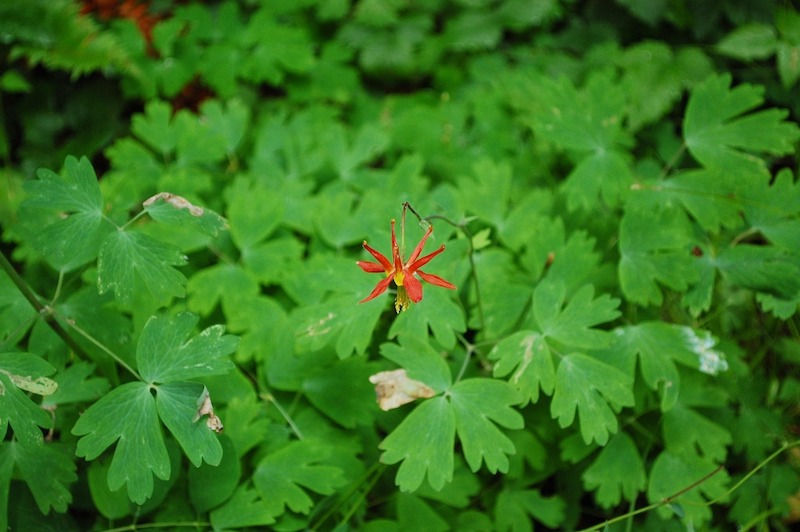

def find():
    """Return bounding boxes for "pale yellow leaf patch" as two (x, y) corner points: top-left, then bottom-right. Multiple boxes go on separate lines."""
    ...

(194, 387), (223, 433)
(0, 368), (58, 396)
(144, 192), (205, 217)
(368, 369), (436, 411)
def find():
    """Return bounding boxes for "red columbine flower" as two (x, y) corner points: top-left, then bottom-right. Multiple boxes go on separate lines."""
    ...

(358, 220), (456, 313)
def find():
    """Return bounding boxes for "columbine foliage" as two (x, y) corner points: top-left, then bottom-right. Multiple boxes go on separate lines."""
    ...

(1, 1), (800, 530)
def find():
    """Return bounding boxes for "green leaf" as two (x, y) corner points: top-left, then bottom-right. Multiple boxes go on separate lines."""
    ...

(10, 440), (77, 514)
(663, 405), (732, 463)
(241, 13), (315, 85)
(326, 122), (389, 181)
(302, 356), (379, 428)
(460, 158), (513, 227)
(489, 331), (555, 405)
(72, 382), (170, 505)
(684, 73), (800, 180)
(187, 264), (259, 316)
(619, 203), (698, 306)
(221, 395), (270, 458)
(663, 170), (742, 233)
(716, 244), (800, 299)
(188, 435), (241, 514)
(137, 312), (238, 384)
(226, 177), (284, 249)
(647, 451), (729, 528)
(199, 98), (250, 155)
(450, 378), (523, 474)
(550, 353), (635, 445)
(544, 230), (602, 294)
(516, 73), (633, 209)
(0, 271), (36, 348)
(744, 169), (800, 250)
(41, 362), (109, 407)
(396, 493), (449, 532)
(156, 382), (223, 467)
(294, 295), (384, 359)
(582, 432), (646, 508)
(252, 439), (346, 517)
(388, 287), (466, 350)
(533, 281), (620, 350)
(210, 485), (276, 530)
(97, 229), (188, 305)
(22, 155), (110, 269)
(131, 100), (178, 156)
(379, 396), (455, 492)
(143, 192), (228, 237)
(495, 489), (566, 531)
(0, 443), (13, 531)
(0, 354), (54, 445)
(224, 295), (290, 364)
(562, 148), (633, 211)
(716, 23), (777, 60)
(0, 352), (57, 396)
(87, 459), (133, 519)
(612, 323), (682, 410)
(379, 337), (452, 394)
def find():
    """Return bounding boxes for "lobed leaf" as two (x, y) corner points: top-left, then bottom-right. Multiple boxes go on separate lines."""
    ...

(684, 73), (800, 180)
(489, 331), (555, 405)
(22, 155), (110, 269)
(137, 312), (238, 384)
(663, 405), (732, 463)
(647, 451), (730, 528)
(72, 382), (170, 505)
(550, 353), (635, 445)
(97, 229), (188, 305)
(533, 281), (620, 350)
(379, 396), (455, 492)
(0, 354), (55, 445)
(252, 439), (346, 517)
(582, 432), (646, 508)
(11, 440), (77, 514)
(156, 382), (223, 467)
(495, 489), (566, 531)
(449, 378), (523, 474)
(619, 203), (698, 306)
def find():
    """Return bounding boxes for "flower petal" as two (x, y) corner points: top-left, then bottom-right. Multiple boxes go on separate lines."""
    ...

(417, 270), (456, 290)
(391, 220), (404, 273)
(404, 273), (424, 303)
(362, 241), (392, 272)
(408, 244), (446, 273)
(359, 275), (394, 303)
(357, 260), (386, 273)
(407, 224), (434, 264)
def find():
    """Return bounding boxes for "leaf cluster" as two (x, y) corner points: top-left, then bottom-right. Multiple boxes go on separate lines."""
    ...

(1, 1), (800, 531)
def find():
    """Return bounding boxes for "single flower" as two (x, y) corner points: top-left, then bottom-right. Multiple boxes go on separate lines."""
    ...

(357, 220), (456, 312)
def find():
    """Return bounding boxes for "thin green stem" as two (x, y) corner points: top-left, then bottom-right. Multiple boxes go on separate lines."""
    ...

(414, 209), (486, 331)
(0, 250), (93, 362)
(261, 391), (304, 440)
(310, 460), (386, 529)
(119, 209), (149, 231)
(659, 141), (687, 179)
(67, 318), (142, 381)
(702, 439), (800, 507)
(578, 439), (800, 532)
(455, 332), (474, 382)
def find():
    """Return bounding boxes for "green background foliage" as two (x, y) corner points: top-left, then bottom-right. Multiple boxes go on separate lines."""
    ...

(1, 0), (800, 530)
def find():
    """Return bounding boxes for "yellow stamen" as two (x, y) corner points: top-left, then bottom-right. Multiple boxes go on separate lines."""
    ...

(394, 286), (411, 313)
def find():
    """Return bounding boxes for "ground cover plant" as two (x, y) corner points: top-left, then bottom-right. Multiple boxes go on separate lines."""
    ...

(1, 0), (800, 530)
